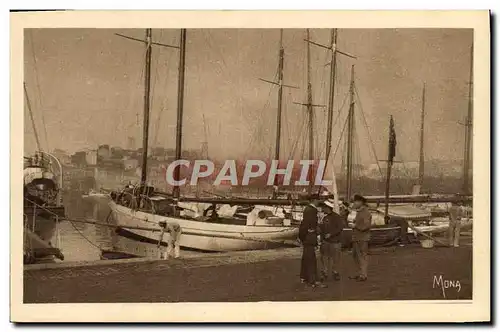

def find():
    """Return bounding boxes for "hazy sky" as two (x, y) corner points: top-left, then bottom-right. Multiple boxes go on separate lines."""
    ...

(24, 28), (473, 165)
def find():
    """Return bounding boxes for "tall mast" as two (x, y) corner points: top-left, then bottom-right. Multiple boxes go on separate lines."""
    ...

(346, 65), (355, 201)
(462, 44), (473, 195)
(260, 30), (298, 196)
(306, 29), (314, 194)
(115, 29), (181, 187)
(324, 29), (338, 170)
(305, 29), (355, 195)
(297, 29), (335, 194)
(384, 115), (396, 223)
(418, 83), (426, 187)
(274, 29), (285, 162)
(140, 28), (153, 184)
(201, 114), (209, 159)
(173, 29), (187, 198)
(24, 82), (42, 152)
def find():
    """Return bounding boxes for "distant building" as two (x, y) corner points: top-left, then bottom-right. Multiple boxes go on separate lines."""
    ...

(127, 136), (136, 150)
(52, 148), (71, 165)
(123, 158), (139, 170)
(152, 147), (166, 157)
(110, 146), (125, 159)
(85, 150), (97, 165)
(71, 151), (87, 167)
(97, 144), (110, 160)
(100, 158), (124, 170)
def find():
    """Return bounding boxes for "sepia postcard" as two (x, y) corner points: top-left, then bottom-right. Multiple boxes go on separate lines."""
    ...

(11, 10), (490, 323)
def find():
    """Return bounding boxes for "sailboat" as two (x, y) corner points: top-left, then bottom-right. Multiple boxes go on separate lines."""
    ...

(410, 45), (475, 236)
(23, 82), (65, 263)
(107, 29), (301, 255)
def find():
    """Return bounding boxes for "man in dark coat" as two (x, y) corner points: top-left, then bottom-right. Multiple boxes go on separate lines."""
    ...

(319, 199), (345, 281)
(299, 199), (326, 287)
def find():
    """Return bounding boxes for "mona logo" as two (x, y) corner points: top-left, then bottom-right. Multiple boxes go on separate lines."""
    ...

(433, 275), (461, 299)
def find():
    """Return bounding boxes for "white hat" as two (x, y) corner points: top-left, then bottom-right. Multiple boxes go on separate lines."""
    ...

(323, 199), (335, 209)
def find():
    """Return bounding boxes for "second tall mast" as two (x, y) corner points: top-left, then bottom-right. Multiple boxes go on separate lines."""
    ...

(173, 29), (187, 198)
(418, 83), (426, 187)
(345, 65), (355, 201)
(306, 29), (314, 194)
(140, 28), (153, 184)
(274, 29), (285, 162)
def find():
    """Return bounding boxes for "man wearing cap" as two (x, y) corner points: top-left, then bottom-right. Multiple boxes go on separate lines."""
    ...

(349, 194), (372, 282)
(319, 199), (345, 281)
(299, 199), (326, 287)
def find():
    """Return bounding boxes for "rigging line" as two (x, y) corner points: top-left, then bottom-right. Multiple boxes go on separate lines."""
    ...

(391, 146), (407, 193)
(283, 91), (303, 159)
(243, 66), (279, 158)
(202, 30), (228, 79)
(354, 84), (383, 179)
(395, 145), (413, 179)
(332, 113), (350, 161)
(67, 218), (105, 252)
(126, 46), (146, 132)
(24, 83), (41, 151)
(315, 90), (349, 163)
(154, 33), (177, 147)
(353, 123), (363, 179)
(297, 112), (309, 161)
(288, 115), (307, 160)
(287, 109), (307, 160)
(29, 30), (50, 151)
(205, 30), (229, 69)
(299, 131), (306, 160)
(331, 91), (350, 134)
(249, 87), (275, 151)
(281, 92), (291, 157)
(149, 36), (161, 147)
(290, 113), (306, 158)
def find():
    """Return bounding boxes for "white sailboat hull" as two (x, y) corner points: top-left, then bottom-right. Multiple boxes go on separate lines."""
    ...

(109, 201), (300, 252)
(409, 218), (473, 235)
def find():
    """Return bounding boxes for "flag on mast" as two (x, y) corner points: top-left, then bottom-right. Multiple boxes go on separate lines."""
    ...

(389, 116), (397, 163)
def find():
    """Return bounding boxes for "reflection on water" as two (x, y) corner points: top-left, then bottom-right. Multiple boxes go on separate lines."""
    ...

(59, 191), (114, 261)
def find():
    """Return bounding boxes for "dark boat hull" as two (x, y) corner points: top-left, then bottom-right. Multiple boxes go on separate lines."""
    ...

(341, 225), (402, 248)
(24, 205), (64, 242)
(23, 204), (65, 262)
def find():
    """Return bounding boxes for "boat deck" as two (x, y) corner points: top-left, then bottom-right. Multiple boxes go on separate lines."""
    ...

(24, 233), (472, 303)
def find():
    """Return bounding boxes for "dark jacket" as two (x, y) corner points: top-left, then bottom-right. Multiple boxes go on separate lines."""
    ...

(299, 204), (318, 246)
(352, 205), (372, 242)
(320, 212), (345, 243)
(340, 209), (349, 225)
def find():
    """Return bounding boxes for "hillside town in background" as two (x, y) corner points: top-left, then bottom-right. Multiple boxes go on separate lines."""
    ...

(50, 138), (471, 195)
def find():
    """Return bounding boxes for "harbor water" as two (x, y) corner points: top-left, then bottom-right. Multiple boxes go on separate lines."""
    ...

(56, 190), (197, 262)
(56, 191), (115, 261)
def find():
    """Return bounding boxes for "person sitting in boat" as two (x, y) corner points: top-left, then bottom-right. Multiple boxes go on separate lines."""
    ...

(203, 204), (218, 219)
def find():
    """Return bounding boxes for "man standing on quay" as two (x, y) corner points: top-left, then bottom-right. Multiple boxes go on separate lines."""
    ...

(299, 199), (326, 288)
(448, 201), (463, 247)
(349, 194), (372, 282)
(319, 199), (345, 281)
